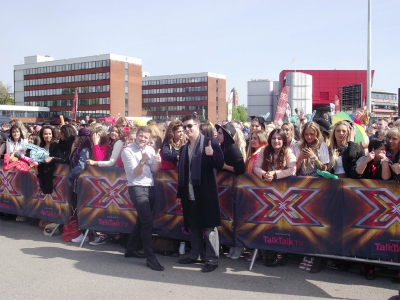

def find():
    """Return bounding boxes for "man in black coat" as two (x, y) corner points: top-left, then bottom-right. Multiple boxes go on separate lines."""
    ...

(176, 115), (224, 272)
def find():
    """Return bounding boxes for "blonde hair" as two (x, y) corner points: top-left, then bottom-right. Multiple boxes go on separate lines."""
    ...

(329, 121), (351, 170)
(265, 124), (276, 137)
(281, 122), (294, 141)
(297, 121), (323, 171)
(245, 130), (268, 169)
(233, 129), (247, 162)
(393, 119), (400, 128)
(9, 119), (28, 138)
(148, 123), (162, 138)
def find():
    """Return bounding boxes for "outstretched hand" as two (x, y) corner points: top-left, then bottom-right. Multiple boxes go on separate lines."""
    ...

(205, 140), (213, 156)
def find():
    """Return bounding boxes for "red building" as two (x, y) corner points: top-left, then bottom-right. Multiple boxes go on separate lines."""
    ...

(14, 54), (142, 122)
(279, 70), (375, 110)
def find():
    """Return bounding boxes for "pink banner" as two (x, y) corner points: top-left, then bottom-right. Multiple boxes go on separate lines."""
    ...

(274, 86), (290, 125)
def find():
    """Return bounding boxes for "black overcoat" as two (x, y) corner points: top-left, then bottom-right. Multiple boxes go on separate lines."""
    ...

(177, 136), (224, 230)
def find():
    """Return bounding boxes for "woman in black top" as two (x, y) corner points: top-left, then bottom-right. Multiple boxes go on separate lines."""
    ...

(215, 123), (245, 175)
(47, 124), (77, 165)
(215, 123), (245, 259)
(353, 139), (391, 180)
(328, 121), (365, 178)
(37, 125), (59, 194)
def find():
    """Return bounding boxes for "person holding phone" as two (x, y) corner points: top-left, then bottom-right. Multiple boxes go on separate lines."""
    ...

(294, 121), (329, 176)
(87, 126), (125, 167)
(328, 121), (364, 178)
(353, 139), (391, 180)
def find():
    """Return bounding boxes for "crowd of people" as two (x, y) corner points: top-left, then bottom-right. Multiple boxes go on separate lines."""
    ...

(0, 113), (399, 278)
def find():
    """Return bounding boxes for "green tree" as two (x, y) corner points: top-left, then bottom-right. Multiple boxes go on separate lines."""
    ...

(226, 103), (248, 122)
(0, 81), (14, 105)
(237, 105), (248, 122)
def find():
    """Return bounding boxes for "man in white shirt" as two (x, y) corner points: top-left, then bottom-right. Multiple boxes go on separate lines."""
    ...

(121, 126), (163, 271)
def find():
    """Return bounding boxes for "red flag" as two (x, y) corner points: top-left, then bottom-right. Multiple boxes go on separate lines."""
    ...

(334, 94), (340, 113)
(71, 88), (78, 120)
(273, 86), (290, 125)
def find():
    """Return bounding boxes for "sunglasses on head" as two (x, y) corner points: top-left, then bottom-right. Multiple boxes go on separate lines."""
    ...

(183, 124), (196, 130)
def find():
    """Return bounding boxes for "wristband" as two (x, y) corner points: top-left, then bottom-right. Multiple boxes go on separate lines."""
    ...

(315, 160), (322, 166)
(381, 158), (390, 165)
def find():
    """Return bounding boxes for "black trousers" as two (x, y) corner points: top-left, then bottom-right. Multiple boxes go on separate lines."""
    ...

(125, 186), (155, 260)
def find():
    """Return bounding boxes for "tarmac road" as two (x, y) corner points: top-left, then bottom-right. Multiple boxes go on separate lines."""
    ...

(0, 219), (399, 300)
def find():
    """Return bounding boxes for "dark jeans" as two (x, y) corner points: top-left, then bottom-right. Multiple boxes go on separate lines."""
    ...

(186, 200), (219, 265)
(125, 186), (155, 260)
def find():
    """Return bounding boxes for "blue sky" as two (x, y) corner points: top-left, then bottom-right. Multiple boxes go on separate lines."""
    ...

(1, 0), (399, 106)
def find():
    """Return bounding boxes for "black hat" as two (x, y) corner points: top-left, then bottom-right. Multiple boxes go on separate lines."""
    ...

(249, 115), (267, 129)
(215, 123), (236, 143)
(314, 118), (330, 134)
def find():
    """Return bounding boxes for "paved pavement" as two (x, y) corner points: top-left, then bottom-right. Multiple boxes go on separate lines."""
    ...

(0, 219), (399, 300)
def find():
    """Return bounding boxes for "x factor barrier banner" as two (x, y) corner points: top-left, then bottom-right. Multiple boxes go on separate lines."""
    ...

(342, 179), (400, 260)
(152, 170), (235, 245)
(1, 157), (399, 260)
(234, 174), (343, 256)
(0, 160), (71, 224)
(76, 166), (137, 233)
(234, 174), (400, 261)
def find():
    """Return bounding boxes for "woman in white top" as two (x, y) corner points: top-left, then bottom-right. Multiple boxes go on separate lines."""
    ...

(328, 121), (364, 178)
(0, 125), (28, 155)
(86, 125), (125, 167)
(294, 121), (329, 176)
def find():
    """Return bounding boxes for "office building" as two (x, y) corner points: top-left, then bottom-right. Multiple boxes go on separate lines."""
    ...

(14, 54), (142, 121)
(142, 72), (226, 123)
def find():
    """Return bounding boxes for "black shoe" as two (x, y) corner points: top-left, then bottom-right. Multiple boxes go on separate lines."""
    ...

(202, 264), (218, 272)
(146, 258), (164, 271)
(265, 254), (287, 267)
(178, 257), (204, 264)
(125, 250), (146, 258)
(310, 258), (323, 273)
(366, 268), (376, 280)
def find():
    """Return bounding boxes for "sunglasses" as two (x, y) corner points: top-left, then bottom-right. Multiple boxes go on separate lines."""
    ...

(183, 124), (196, 130)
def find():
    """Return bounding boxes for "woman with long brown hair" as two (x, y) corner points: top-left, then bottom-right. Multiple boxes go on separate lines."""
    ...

(254, 128), (296, 182)
(87, 125), (125, 167)
(161, 119), (187, 170)
(253, 128), (296, 267)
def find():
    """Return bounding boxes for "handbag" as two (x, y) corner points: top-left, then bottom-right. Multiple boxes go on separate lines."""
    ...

(62, 215), (81, 242)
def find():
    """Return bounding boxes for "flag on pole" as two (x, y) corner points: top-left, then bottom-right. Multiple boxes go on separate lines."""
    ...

(334, 94), (340, 113)
(273, 86), (290, 125)
(227, 91), (233, 122)
(71, 87), (79, 121)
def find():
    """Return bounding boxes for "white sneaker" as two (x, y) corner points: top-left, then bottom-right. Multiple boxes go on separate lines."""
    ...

(179, 242), (186, 255)
(71, 233), (88, 243)
(299, 256), (309, 269)
(226, 246), (235, 258)
(306, 257), (315, 271)
(231, 247), (244, 259)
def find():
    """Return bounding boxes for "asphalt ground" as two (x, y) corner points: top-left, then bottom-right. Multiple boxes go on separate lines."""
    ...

(0, 218), (399, 300)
